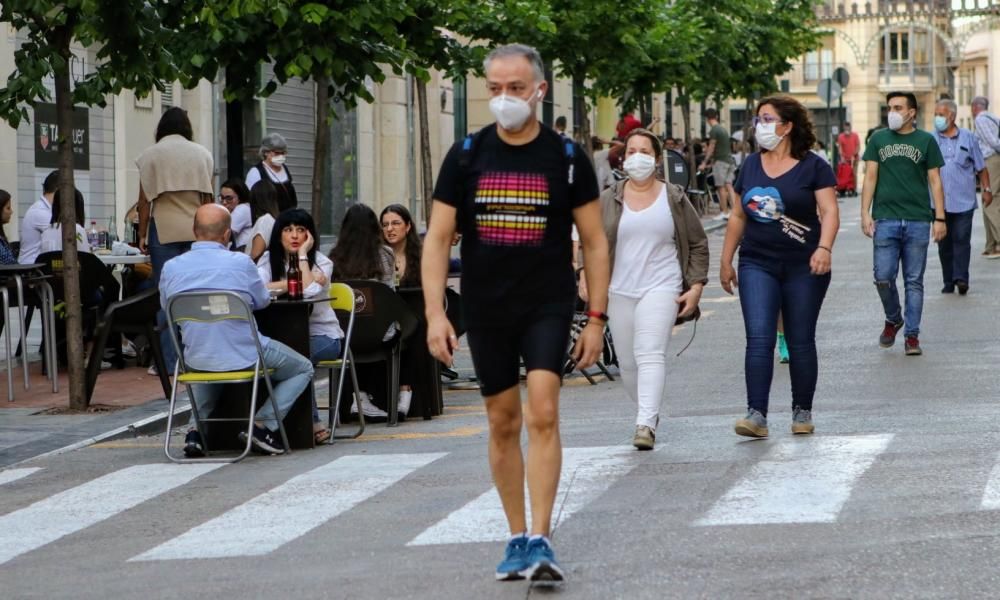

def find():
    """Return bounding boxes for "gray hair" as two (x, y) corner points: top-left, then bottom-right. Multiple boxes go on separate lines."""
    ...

(936, 98), (958, 117)
(483, 44), (545, 84)
(972, 96), (990, 110)
(259, 132), (288, 158)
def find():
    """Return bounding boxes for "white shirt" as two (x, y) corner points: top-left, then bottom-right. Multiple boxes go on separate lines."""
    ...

(231, 203), (253, 249)
(245, 163), (289, 190)
(245, 214), (275, 257)
(610, 185), (683, 298)
(18, 195), (53, 264)
(40, 224), (92, 254)
(256, 251), (344, 341)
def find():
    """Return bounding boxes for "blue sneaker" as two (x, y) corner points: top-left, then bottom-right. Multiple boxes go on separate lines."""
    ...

(495, 535), (528, 581)
(520, 537), (565, 584)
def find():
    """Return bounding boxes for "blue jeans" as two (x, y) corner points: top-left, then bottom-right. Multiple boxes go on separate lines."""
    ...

(873, 219), (930, 336)
(937, 209), (974, 286)
(309, 335), (343, 423)
(191, 339), (314, 432)
(738, 256), (830, 416)
(150, 219), (194, 370)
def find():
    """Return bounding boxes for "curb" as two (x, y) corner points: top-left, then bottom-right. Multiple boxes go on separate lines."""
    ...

(702, 219), (729, 233)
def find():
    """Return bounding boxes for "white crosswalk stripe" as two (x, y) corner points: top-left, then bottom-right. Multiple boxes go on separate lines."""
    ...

(978, 454), (1000, 510)
(0, 463), (222, 566)
(0, 467), (41, 486)
(408, 445), (635, 546)
(132, 452), (446, 561)
(696, 434), (893, 526)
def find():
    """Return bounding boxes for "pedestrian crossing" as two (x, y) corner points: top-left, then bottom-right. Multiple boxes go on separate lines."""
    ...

(1, 434), (999, 567)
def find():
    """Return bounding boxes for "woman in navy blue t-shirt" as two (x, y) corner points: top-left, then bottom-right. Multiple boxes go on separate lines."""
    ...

(719, 95), (839, 438)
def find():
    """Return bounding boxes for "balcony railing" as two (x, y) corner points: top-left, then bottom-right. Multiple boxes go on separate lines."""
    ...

(815, 0), (997, 20)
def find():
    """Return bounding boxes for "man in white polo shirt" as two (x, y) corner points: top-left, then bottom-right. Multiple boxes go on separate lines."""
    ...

(18, 170), (59, 265)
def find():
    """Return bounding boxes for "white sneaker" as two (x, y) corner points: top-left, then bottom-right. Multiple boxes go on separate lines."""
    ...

(721, 211), (731, 220)
(349, 391), (388, 418)
(398, 390), (412, 417)
(121, 341), (137, 358)
(147, 364), (158, 376)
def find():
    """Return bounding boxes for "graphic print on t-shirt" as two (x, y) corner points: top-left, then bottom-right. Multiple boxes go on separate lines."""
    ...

(743, 186), (810, 244)
(474, 171), (549, 247)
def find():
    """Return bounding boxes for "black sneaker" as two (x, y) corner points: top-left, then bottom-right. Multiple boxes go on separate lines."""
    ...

(239, 425), (285, 455)
(183, 430), (205, 458)
(879, 320), (904, 348)
(956, 280), (969, 295)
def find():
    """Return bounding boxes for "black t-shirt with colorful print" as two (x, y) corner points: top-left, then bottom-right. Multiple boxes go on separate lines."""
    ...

(433, 124), (599, 326)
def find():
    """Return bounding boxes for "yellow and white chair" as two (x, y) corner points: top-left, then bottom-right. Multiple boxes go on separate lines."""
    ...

(317, 282), (364, 441)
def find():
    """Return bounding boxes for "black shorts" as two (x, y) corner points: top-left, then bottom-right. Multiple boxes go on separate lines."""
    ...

(465, 303), (574, 397)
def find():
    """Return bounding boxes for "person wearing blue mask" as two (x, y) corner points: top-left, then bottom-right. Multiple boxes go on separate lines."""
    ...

(932, 98), (991, 295)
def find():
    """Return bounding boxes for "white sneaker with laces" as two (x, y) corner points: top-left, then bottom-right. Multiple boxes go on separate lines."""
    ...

(349, 391), (388, 418)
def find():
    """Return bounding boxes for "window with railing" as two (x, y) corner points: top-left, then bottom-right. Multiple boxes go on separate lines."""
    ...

(804, 49), (834, 82)
(879, 30), (932, 77)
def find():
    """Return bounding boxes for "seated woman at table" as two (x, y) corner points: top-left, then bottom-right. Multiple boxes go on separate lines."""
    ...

(331, 204), (416, 420)
(219, 179), (252, 251)
(40, 188), (91, 253)
(257, 208), (343, 444)
(0, 189), (16, 264)
(246, 180), (281, 262)
(380, 203), (421, 287)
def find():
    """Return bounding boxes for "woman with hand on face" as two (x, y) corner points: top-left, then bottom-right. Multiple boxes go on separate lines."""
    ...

(380, 204), (422, 288)
(585, 128), (709, 451)
(719, 95), (838, 439)
(257, 208), (343, 444)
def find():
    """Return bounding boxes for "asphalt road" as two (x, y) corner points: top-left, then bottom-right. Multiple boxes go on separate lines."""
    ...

(2, 200), (1000, 599)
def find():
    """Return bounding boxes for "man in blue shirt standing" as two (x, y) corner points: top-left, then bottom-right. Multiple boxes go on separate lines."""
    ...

(159, 203), (313, 456)
(933, 98), (991, 295)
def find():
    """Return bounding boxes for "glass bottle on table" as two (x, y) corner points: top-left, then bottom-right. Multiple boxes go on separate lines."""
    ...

(286, 253), (303, 300)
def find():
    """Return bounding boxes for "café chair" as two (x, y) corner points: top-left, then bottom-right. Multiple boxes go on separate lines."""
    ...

(316, 282), (365, 441)
(84, 287), (171, 404)
(337, 280), (418, 427)
(162, 290), (288, 464)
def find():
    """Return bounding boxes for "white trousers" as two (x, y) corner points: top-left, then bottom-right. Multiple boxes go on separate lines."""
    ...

(608, 290), (679, 430)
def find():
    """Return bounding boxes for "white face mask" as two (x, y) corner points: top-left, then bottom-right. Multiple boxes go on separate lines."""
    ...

(887, 111), (907, 131)
(489, 88), (541, 132)
(755, 122), (784, 151)
(270, 154), (287, 166)
(623, 152), (657, 181)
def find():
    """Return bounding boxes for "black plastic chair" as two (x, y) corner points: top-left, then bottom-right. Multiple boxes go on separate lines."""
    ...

(337, 280), (418, 427)
(36, 251), (120, 365)
(85, 287), (171, 404)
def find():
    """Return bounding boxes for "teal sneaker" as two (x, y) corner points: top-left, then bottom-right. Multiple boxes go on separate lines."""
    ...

(495, 535), (528, 581)
(520, 536), (565, 584)
(777, 332), (789, 364)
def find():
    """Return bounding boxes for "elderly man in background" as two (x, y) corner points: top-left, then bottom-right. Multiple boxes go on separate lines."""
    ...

(933, 99), (990, 295)
(972, 96), (1000, 258)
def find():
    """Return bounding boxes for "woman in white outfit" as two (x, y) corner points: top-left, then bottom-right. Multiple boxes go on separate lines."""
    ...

(587, 128), (709, 450)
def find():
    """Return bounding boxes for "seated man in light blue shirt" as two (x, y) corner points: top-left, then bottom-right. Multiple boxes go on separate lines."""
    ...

(159, 203), (313, 456)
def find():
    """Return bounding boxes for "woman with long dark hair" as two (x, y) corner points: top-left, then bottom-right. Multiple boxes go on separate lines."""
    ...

(719, 95), (839, 438)
(380, 204), (422, 287)
(246, 180), (281, 261)
(329, 204), (400, 420)
(0, 190), (18, 264)
(257, 208), (343, 444)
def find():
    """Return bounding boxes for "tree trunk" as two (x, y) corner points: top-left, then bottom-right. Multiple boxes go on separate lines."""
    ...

(54, 33), (86, 409)
(571, 74), (593, 163)
(311, 77), (330, 231)
(416, 78), (434, 224)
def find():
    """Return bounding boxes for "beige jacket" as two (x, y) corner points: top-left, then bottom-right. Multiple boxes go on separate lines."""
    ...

(599, 178), (710, 290)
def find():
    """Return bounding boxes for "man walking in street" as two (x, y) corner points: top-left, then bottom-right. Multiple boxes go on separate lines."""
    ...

(933, 99), (990, 295)
(861, 92), (946, 356)
(422, 43), (609, 584)
(699, 108), (736, 220)
(971, 96), (1000, 258)
(837, 121), (861, 175)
